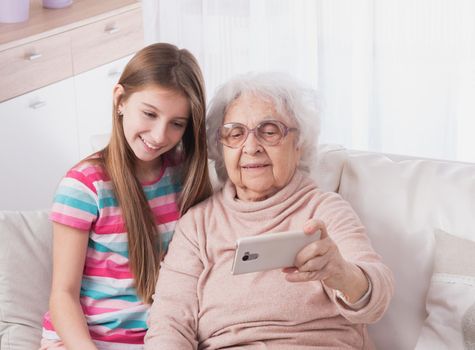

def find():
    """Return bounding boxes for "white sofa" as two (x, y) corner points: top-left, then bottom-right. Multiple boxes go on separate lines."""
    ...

(1, 145), (474, 350)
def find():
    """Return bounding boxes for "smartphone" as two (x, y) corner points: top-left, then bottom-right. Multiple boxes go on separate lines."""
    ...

(231, 230), (321, 275)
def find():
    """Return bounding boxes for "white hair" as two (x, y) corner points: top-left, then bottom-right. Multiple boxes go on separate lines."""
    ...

(207, 71), (320, 183)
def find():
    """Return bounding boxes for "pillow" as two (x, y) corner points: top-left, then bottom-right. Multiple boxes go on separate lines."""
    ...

(415, 229), (475, 349)
(0, 211), (52, 350)
(311, 144), (347, 193)
(337, 151), (475, 349)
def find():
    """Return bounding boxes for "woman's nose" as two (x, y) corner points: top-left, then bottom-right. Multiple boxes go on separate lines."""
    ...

(242, 131), (263, 154)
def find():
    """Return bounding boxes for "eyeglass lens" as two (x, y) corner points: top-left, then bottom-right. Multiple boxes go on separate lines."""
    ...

(219, 121), (286, 148)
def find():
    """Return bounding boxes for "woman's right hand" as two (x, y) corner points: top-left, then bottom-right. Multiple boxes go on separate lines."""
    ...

(283, 219), (369, 304)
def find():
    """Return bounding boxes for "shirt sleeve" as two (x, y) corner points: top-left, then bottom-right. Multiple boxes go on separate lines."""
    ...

(317, 192), (394, 324)
(144, 214), (202, 350)
(335, 272), (372, 310)
(49, 167), (99, 232)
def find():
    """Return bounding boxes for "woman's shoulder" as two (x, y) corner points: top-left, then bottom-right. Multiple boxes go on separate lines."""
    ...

(179, 190), (221, 222)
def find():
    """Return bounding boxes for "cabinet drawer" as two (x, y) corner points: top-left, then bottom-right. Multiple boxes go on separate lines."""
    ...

(71, 8), (143, 74)
(0, 77), (79, 210)
(0, 33), (73, 102)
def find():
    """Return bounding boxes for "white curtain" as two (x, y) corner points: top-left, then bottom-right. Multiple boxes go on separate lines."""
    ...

(142, 0), (475, 163)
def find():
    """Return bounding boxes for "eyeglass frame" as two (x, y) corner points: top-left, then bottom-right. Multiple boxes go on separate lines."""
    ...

(217, 119), (299, 149)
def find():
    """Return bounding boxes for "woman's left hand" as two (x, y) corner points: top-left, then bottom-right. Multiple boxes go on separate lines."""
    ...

(283, 219), (369, 303)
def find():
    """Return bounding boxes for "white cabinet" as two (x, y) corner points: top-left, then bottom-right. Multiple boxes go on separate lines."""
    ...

(0, 0), (143, 210)
(0, 56), (136, 210)
(75, 55), (132, 158)
(0, 78), (79, 210)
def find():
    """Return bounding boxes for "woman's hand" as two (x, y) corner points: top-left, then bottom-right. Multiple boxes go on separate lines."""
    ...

(283, 219), (369, 304)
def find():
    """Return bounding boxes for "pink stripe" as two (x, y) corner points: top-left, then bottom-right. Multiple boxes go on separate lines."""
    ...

(67, 169), (97, 194)
(93, 211), (125, 235)
(150, 199), (179, 213)
(149, 193), (178, 208)
(81, 165), (106, 179)
(89, 327), (145, 344)
(86, 249), (128, 265)
(82, 305), (119, 314)
(42, 313), (54, 330)
(84, 266), (132, 279)
(50, 212), (91, 231)
(156, 211), (180, 224)
(81, 296), (139, 310)
(85, 257), (128, 271)
(94, 223), (126, 234)
(97, 214), (124, 226)
(53, 203), (95, 222)
(93, 206), (179, 234)
(101, 206), (121, 215)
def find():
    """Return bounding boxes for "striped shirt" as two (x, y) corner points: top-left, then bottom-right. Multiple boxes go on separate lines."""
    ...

(42, 156), (182, 345)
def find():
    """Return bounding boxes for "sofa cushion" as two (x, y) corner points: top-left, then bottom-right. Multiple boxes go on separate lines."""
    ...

(415, 229), (475, 349)
(312, 144), (347, 193)
(0, 211), (52, 350)
(338, 151), (475, 350)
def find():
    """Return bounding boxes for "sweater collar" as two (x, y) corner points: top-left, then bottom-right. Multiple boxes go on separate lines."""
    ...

(221, 170), (314, 215)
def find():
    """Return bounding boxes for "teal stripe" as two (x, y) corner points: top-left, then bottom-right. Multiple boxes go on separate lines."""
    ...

(56, 185), (96, 206)
(88, 240), (128, 257)
(97, 188), (117, 209)
(93, 174), (181, 206)
(54, 194), (97, 215)
(97, 188), (115, 198)
(89, 233), (172, 256)
(91, 311), (148, 324)
(144, 183), (180, 200)
(81, 278), (135, 296)
(88, 312), (148, 329)
(98, 197), (118, 208)
(81, 288), (139, 302)
(143, 172), (171, 190)
(100, 319), (147, 330)
(160, 231), (173, 253)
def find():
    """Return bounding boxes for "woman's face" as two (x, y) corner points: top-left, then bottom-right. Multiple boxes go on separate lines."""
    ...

(222, 93), (301, 201)
(116, 84), (190, 176)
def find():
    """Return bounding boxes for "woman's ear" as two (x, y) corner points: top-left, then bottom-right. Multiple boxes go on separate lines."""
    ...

(113, 84), (125, 112)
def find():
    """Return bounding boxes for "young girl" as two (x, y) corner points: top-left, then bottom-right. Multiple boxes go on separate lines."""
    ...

(39, 43), (213, 350)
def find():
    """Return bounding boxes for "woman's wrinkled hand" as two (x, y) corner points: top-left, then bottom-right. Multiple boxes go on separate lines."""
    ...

(283, 219), (368, 303)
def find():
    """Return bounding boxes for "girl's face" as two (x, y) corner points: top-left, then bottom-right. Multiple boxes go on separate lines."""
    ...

(116, 84), (190, 173)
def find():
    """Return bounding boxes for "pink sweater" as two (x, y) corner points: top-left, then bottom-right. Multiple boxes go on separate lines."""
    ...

(145, 171), (394, 349)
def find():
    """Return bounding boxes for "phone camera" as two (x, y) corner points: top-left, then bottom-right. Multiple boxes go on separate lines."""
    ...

(242, 251), (259, 262)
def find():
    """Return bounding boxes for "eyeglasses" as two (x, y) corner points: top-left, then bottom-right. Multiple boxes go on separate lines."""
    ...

(217, 120), (298, 148)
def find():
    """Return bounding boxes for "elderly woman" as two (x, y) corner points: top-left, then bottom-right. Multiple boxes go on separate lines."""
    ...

(145, 72), (394, 349)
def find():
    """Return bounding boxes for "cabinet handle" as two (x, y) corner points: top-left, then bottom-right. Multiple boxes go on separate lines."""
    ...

(26, 53), (43, 61)
(105, 26), (120, 34)
(29, 100), (47, 109)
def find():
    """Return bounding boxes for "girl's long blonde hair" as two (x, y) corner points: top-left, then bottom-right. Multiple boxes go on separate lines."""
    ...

(98, 43), (212, 303)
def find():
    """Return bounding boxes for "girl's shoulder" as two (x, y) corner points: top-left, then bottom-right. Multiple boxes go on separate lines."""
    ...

(60, 156), (110, 193)
(64, 154), (110, 187)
